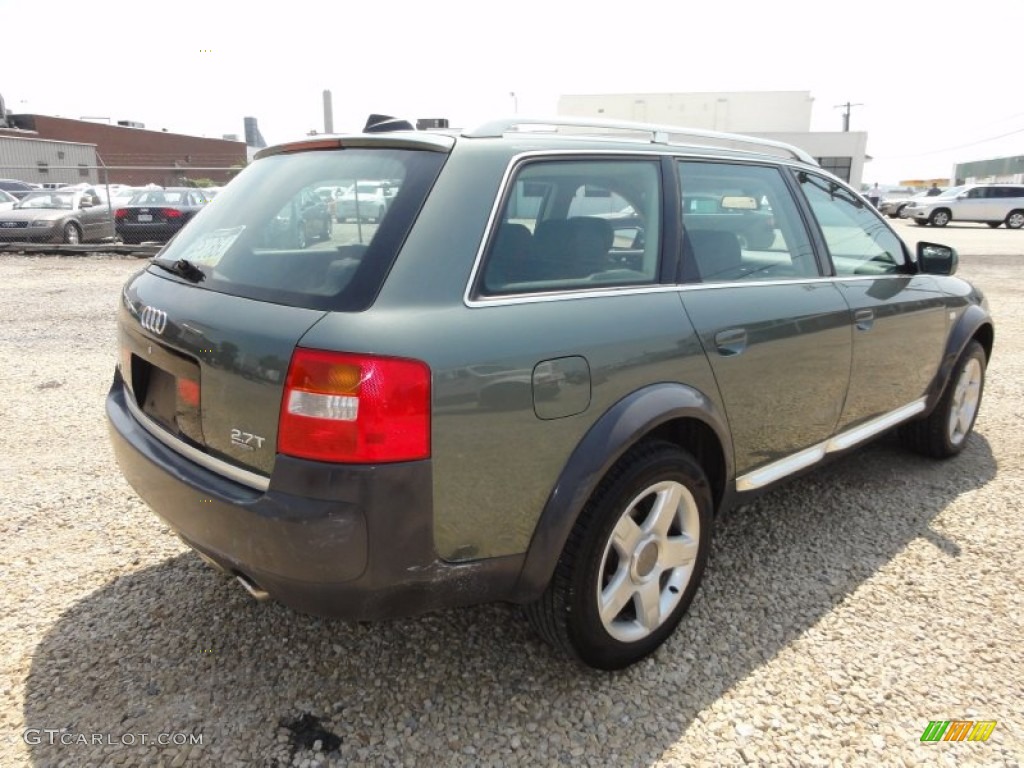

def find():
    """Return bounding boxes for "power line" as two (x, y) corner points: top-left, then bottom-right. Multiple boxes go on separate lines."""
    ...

(876, 126), (1024, 160)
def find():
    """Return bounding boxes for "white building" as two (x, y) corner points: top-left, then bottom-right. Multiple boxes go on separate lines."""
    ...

(558, 91), (868, 187)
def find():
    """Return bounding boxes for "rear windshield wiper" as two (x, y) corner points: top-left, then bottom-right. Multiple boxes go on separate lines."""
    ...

(152, 258), (206, 283)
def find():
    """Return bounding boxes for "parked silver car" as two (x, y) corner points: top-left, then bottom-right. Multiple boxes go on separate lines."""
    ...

(904, 183), (1024, 228)
(0, 187), (116, 243)
(879, 190), (936, 219)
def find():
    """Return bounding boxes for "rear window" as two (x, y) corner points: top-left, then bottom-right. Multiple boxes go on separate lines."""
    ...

(150, 148), (445, 311)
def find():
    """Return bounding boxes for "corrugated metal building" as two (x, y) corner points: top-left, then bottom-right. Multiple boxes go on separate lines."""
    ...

(0, 115), (246, 185)
(954, 155), (1024, 185)
(0, 134), (99, 184)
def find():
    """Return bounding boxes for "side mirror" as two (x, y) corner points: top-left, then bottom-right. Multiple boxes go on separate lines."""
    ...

(918, 242), (958, 275)
(79, 199), (94, 209)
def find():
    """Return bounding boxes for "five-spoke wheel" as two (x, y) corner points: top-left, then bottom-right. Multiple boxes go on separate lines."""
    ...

(526, 441), (712, 670)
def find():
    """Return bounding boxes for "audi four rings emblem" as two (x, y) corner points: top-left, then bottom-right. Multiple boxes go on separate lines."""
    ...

(140, 306), (168, 335)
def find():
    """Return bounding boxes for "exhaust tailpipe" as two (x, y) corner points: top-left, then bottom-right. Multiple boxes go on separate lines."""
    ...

(235, 572), (270, 601)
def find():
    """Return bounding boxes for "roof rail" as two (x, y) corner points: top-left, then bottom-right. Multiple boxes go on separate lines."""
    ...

(463, 116), (819, 166)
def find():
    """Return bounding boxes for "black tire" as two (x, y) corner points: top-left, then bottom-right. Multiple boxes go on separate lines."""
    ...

(929, 209), (951, 227)
(896, 204), (908, 218)
(62, 222), (82, 244)
(1006, 210), (1024, 230)
(986, 222), (1002, 229)
(524, 441), (713, 670)
(900, 340), (986, 459)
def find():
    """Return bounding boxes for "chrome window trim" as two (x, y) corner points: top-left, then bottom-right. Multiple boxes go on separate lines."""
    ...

(466, 284), (680, 307)
(466, 273), (916, 308)
(124, 393), (270, 492)
(735, 397), (927, 491)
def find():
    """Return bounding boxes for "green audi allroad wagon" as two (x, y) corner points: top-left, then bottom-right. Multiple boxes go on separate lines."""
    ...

(107, 116), (993, 669)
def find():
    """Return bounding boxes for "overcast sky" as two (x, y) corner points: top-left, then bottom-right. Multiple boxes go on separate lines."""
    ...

(3, 0), (1021, 185)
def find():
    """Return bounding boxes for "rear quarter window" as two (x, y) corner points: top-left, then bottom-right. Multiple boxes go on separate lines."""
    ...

(477, 158), (662, 296)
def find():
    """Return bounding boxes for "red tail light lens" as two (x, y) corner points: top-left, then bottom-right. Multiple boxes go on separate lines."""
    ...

(162, 208), (183, 218)
(278, 349), (430, 463)
(115, 208), (128, 220)
(176, 378), (200, 408)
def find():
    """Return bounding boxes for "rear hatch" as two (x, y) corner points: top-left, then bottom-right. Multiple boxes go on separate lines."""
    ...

(115, 137), (450, 481)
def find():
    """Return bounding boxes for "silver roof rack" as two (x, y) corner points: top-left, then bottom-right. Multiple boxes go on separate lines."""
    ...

(463, 116), (818, 166)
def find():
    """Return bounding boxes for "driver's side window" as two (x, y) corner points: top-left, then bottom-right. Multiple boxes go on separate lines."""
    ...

(797, 172), (906, 276)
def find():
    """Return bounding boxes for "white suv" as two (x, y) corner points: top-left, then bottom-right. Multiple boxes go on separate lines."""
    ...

(904, 183), (1024, 229)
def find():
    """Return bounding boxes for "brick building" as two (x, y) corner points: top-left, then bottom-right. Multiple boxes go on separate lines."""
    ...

(0, 114), (246, 185)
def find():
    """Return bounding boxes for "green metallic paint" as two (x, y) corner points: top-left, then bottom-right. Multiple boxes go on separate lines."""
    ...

(834, 276), (948, 432)
(125, 269), (325, 476)
(534, 356), (591, 420)
(679, 282), (853, 474)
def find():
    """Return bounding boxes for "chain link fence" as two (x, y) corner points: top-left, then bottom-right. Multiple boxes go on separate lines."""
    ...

(0, 163), (242, 246)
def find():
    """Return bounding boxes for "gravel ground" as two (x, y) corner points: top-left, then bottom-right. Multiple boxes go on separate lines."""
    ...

(1, 253), (1021, 767)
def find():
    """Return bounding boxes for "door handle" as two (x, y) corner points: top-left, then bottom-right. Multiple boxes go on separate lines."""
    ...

(714, 328), (747, 356)
(854, 309), (874, 331)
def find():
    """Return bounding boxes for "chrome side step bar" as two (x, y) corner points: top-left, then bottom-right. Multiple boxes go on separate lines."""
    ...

(735, 398), (927, 492)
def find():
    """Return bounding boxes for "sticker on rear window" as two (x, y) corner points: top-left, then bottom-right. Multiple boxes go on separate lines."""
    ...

(179, 226), (245, 266)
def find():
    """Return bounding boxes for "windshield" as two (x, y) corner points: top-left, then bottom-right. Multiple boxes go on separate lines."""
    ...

(16, 192), (75, 209)
(935, 185), (965, 199)
(150, 147), (446, 311)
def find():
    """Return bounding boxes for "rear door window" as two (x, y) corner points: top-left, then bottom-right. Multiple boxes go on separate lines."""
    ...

(478, 158), (662, 295)
(677, 161), (819, 283)
(149, 148), (446, 311)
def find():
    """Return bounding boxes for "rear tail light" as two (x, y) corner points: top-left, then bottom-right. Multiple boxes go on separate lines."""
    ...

(115, 209), (128, 220)
(162, 208), (183, 218)
(176, 378), (200, 408)
(278, 348), (430, 463)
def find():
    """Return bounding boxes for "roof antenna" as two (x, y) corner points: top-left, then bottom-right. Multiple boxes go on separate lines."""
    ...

(363, 114), (415, 133)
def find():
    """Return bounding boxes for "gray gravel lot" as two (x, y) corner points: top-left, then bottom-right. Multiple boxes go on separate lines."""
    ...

(1, 243), (1022, 767)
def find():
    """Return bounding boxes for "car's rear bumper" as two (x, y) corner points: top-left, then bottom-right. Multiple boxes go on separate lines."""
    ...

(105, 372), (523, 620)
(116, 223), (185, 243)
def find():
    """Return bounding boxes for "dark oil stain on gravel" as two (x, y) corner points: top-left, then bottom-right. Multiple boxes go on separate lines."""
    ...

(280, 712), (342, 755)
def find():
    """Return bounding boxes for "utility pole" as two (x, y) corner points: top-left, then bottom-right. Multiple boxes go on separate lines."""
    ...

(835, 101), (863, 132)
